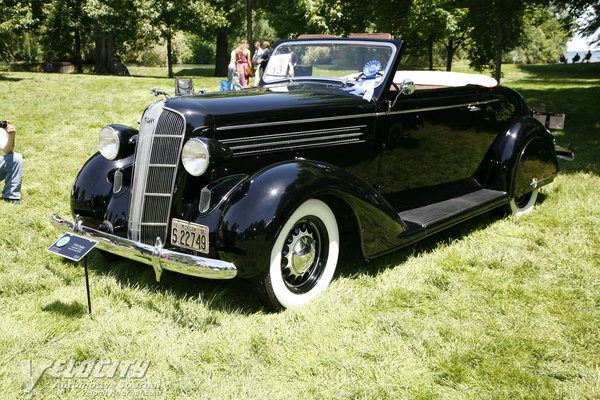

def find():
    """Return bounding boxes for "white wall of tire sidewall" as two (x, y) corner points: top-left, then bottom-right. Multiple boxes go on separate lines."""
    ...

(269, 199), (339, 308)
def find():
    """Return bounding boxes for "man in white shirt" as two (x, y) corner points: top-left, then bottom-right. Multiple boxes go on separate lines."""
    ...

(252, 41), (265, 85)
(0, 121), (23, 204)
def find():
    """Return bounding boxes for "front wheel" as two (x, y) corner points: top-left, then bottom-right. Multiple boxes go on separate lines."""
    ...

(253, 199), (339, 309)
(509, 189), (539, 216)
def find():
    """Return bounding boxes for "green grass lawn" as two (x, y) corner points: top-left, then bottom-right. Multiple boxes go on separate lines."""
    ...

(1, 63), (599, 399)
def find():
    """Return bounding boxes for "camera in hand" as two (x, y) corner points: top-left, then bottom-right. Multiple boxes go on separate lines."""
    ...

(0, 121), (7, 129)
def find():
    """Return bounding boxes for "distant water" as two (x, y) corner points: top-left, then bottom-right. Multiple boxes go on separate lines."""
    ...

(564, 50), (600, 63)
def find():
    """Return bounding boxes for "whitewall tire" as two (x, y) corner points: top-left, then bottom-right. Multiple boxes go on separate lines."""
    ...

(509, 189), (539, 216)
(254, 199), (339, 309)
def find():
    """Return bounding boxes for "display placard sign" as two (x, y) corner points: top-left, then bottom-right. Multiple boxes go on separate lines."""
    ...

(47, 233), (98, 262)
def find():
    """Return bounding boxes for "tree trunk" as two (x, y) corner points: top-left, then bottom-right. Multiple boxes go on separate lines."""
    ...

(105, 34), (115, 74)
(214, 29), (229, 77)
(94, 28), (108, 74)
(445, 37), (454, 71)
(75, 29), (83, 74)
(494, 16), (503, 83)
(427, 35), (434, 70)
(94, 27), (116, 74)
(0, 39), (16, 63)
(247, 0), (253, 46)
(167, 34), (173, 78)
(494, 49), (502, 83)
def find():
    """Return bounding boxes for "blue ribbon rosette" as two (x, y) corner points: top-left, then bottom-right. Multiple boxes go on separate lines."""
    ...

(345, 60), (382, 101)
(363, 60), (382, 78)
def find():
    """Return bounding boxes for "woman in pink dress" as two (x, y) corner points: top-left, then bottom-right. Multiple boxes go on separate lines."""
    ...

(235, 40), (252, 88)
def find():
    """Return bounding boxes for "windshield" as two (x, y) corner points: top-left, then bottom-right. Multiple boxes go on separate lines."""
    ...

(263, 40), (397, 87)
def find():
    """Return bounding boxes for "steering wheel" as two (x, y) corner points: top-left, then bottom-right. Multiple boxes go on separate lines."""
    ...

(355, 71), (383, 81)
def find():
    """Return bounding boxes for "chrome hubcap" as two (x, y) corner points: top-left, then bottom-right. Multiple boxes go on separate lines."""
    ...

(281, 220), (324, 291)
(288, 231), (316, 278)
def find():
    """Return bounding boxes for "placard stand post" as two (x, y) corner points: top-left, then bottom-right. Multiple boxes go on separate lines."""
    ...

(83, 256), (92, 315)
(47, 231), (98, 316)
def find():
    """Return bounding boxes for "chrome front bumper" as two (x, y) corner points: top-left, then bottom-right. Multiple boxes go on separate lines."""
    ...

(51, 214), (237, 281)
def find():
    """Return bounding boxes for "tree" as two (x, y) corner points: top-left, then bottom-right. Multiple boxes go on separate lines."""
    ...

(466, 0), (529, 82)
(508, 6), (570, 64)
(0, 1), (35, 62)
(408, 0), (470, 70)
(42, 0), (87, 72)
(554, 0), (600, 46)
(258, 0), (382, 38)
(247, 0), (253, 47)
(436, 5), (470, 71)
(209, 0), (245, 77)
(136, 0), (225, 78)
(83, 0), (140, 74)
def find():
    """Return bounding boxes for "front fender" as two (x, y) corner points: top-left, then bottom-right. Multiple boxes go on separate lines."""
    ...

(71, 153), (133, 227)
(217, 161), (403, 278)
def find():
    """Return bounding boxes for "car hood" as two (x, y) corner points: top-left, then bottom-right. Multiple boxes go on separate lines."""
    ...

(162, 82), (376, 137)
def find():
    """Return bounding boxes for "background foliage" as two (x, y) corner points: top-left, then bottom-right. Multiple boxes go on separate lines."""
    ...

(0, 0), (597, 80)
(0, 61), (599, 398)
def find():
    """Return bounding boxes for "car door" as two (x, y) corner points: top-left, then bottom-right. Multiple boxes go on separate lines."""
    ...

(376, 86), (502, 212)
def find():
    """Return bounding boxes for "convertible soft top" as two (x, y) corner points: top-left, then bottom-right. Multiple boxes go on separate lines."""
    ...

(394, 70), (498, 89)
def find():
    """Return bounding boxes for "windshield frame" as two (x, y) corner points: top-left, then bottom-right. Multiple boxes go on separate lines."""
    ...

(261, 39), (400, 88)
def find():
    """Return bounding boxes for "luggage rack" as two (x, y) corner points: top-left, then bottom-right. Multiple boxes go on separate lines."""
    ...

(532, 104), (566, 130)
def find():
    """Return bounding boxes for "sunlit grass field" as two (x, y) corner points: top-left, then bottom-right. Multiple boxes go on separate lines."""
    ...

(0, 62), (599, 399)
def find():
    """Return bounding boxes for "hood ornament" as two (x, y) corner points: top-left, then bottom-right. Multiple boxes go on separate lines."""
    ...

(150, 87), (170, 99)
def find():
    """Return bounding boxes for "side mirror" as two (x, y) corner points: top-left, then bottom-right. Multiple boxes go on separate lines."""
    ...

(389, 79), (415, 111)
(399, 79), (415, 96)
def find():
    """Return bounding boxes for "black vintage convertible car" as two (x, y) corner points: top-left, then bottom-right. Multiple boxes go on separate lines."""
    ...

(52, 36), (573, 309)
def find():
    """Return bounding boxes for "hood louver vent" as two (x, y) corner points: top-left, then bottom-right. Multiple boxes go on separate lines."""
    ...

(220, 126), (366, 156)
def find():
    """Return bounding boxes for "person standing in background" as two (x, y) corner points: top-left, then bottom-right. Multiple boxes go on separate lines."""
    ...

(259, 41), (271, 77)
(0, 121), (23, 204)
(252, 41), (264, 85)
(228, 42), (239, 82)
(236, 40), (251, 88)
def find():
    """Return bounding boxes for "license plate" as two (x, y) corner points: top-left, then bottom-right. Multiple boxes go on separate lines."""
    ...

(170, 219), (209, 254)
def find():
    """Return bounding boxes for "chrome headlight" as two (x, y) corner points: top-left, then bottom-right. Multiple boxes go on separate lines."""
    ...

(98, 126), (120, 160)
(182, 138), (210, 176)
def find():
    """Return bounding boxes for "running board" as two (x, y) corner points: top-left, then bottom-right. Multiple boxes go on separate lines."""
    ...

(398, 189), (507, 233)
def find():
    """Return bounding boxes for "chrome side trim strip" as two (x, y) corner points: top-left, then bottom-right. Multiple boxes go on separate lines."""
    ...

(216, 114), (376, 131)
(380, 99), (501, 116)
(215, 99), (500, 131)
(231, 139), (366, 157)
(52, 214), (237, 281)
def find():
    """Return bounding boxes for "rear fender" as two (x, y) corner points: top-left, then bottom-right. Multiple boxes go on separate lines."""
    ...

(217, 161), (403, 278)
(503, 117), (558, 198)
(480, 116), (558, 196)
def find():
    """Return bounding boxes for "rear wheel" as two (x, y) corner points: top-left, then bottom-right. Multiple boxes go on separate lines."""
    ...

(509, 189), (539, 216)
(253, 199), (339, 309)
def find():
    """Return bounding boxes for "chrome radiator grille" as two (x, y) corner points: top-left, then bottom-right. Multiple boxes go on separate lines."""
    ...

(129, 103), (186, 244)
